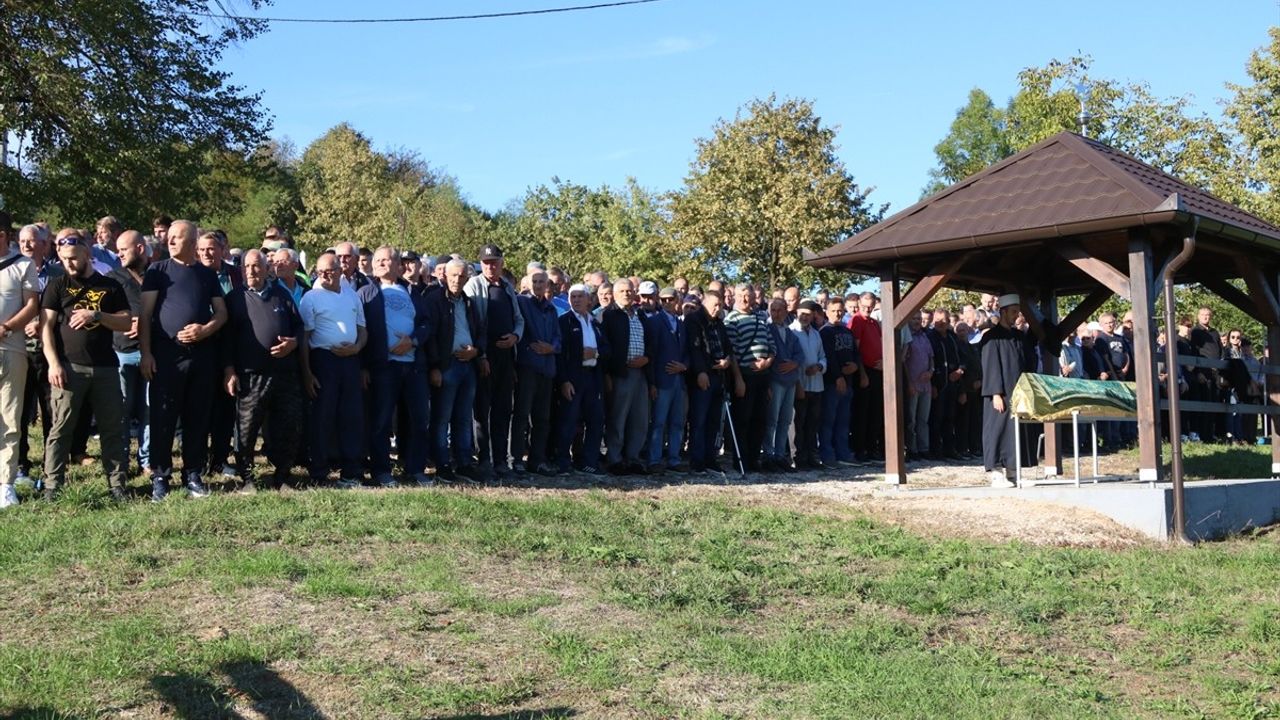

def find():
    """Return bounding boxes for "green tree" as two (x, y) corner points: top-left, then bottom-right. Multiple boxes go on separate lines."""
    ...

(1224, 26), (1280, 225)
(671, 95), (880, 289)
(924, 88), (1011, 195)
(0, 0), (271, 227)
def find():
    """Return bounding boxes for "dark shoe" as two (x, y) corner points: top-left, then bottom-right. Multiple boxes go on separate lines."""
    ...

(151, 477), (169, 503)
(185, 476), (210, 498)
(581, 466), (604, 476)
(705, 461), (724, 474)
(671, 462), (690, 473)
(456, 465), (482, 485)
(512, 464), (529, 477)
(436, 466), (457, 483)
(109, 486), (127, 502)
(608, 463), (628, 476)
(627, 462), (647, 476)
(534, 463), (558, 477)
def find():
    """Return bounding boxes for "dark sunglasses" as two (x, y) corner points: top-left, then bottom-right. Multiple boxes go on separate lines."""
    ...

(56, 237), (82, 247)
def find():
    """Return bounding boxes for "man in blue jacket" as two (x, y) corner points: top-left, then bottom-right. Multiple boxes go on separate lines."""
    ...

(646, 286), (690, 473)
(512, 270), (562, 476)
(425, 259), (486, 483)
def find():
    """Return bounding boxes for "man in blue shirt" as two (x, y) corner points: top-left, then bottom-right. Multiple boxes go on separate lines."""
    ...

(512, 270), (562, 476)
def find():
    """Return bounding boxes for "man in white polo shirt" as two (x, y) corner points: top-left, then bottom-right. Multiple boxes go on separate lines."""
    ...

(0, 211), (41, 508)
(299, 253), (367, 488)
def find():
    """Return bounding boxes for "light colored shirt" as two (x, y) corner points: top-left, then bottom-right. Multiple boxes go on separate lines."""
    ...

(788, 320), (827, 393)
(576, 312), (598, 367)
(299, 284), (364, 350)
(0, 249), (36, 354)
(380, 283), (416, 363)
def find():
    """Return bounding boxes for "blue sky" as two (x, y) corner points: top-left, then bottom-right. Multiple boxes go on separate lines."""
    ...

(219, 0), (1280, 216)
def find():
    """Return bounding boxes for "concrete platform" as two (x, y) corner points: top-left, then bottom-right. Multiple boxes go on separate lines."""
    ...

(902, 477), (1280, 541)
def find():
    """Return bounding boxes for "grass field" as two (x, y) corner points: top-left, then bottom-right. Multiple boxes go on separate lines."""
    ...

(3, 442), (1280, 718)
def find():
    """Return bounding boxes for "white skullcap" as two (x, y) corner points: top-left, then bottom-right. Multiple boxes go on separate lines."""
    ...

(998, 293), (1021, 309)
(568, 283), (589, 295)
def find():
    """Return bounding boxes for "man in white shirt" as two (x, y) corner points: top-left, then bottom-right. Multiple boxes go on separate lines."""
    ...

(0, 212), (41, 508)
(299, 253), (367, 488)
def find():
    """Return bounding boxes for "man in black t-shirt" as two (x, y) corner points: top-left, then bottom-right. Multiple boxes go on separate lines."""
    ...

(139, 219), (227, 501)
(39, 230), (132, 501)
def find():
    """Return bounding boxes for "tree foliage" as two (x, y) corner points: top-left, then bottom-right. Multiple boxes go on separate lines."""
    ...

(924, 89), (1011, 195)
(1224, 26), (1280, 224)
(0, 0), (272, 226)
(671, 95), (881, 289)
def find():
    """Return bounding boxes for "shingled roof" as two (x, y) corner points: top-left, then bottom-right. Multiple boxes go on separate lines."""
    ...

(808, 131), (1280, 271)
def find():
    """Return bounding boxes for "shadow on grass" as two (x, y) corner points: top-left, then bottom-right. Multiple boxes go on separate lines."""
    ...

(3, 709), (84, 720)
(152, 661), (324, 719)
(431, 710), (577, 720)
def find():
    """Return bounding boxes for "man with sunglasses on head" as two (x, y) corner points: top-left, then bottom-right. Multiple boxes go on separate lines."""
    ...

(0, 212), (41, 509)
(140, 219), (227, 501)
(40, 230), (132, 502)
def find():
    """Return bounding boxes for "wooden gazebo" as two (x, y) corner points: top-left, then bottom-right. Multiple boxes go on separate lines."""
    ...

(807, 131), (1280, 486)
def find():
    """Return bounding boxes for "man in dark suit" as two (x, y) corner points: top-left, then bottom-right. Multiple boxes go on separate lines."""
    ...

(555, 284), (609, 474)
(424, 258), (486, 483)
(645, 286), (691, 473)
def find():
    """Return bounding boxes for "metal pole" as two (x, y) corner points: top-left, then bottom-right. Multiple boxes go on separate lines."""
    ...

(1163, 220), (1198, 543)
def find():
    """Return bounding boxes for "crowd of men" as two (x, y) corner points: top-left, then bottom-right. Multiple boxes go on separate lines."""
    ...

(0, 211), (1266, 507)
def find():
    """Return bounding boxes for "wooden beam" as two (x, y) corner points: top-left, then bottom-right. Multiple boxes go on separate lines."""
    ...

(1055, 244), (1132, 299)
(1128, 234), (1162, 482)
(1269, 323), (1280, 476)
(1197, 276), (1275, 326)
(893, 254), (967, 330)
(1237, 259), (1280, 327)
(1054, 287), (1114, 346)
(1040, 288), (1062, 477)
(880, 265), (907, 485)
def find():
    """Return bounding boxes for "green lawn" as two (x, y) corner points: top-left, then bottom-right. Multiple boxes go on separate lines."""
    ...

(2, 455), (1280, 719)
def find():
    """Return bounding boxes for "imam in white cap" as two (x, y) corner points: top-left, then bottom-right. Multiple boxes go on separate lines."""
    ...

(998, 293), (1021, 309)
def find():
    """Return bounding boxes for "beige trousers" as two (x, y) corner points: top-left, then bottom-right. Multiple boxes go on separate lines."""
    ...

(0, 349), (30, 486)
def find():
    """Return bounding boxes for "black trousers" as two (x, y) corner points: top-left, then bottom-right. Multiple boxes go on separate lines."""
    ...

(929, 381), (958, 457)
(853, 367), (885, 457)
(982, 397), (1016, 472)
(793, 390), (822, 465)
(730, 372), (770, 469)
(512, 366), (553, 468)
(207, 376), (236, 472)
(19, 349), (50, 474)
(234, 369), (304, 483)
(148, 343), (215, 480)
(308, 349), (364, 480)
(474, 345), (515, 468)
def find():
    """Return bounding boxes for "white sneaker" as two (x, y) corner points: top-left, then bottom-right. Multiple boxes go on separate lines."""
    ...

(988, 471), (1015, 489)
(0, 484), (18, 509)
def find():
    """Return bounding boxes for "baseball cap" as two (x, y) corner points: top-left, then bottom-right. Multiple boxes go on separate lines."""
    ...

(658, 286), (677, 299)
(401, 250), (420, 262)
(638, 280), (658, 296)
(479, 244), (503, 261)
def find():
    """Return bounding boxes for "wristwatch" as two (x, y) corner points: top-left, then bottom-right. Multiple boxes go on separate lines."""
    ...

(92, 311), (101, 323)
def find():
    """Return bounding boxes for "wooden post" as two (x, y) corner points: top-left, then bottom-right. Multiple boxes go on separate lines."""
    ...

(1128, 233), (1163, 482)
(880, 265), (906, 485)
(1040, 289), (1062, 477)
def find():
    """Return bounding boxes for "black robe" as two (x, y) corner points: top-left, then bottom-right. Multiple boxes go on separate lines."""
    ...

(979, 325), (1026, 472)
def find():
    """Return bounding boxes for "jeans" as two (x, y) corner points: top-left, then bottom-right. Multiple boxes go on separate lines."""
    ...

(820, 382), (854, 463)
(116, 350), (149, 470)
(687, 374), (724, 470)
(370, 361), (430, 477)
(763, 381), (796, 462)
(904, 388), (932, 454)
(647, 383), (687, 466)
(432, 361), (477, 469)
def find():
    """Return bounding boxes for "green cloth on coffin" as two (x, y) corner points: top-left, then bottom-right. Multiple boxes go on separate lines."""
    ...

(1009, 374), (1138, 422)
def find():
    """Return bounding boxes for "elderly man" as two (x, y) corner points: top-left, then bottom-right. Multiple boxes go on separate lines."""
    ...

(299, 252), (367, 488)
(601, 278), (655, 474)
(222, 249), (305, 492)
(140, 220), (227, 501)
(555, 284), (609, 474)
(40, 230), (132, 501)
(646, 286), (691, 473)
(426, 259), (484, 482)
(359, 247), (431, 488)
(272, 248), (308, 306)
(903, 310), (934, 461)
(848, 292), (884, 462)
(92, 216), (123, 269)
(788, 300), (826, 470)
(819, 297), (860, 467)
(334, 241), (370, 291)
(724, 284), (775, 472)
(110, 231), (149, 475)
(593, 282), (613, 320)
(511, 270), (561, 476)
(0, 217), (41, 508)
(685, 291), (738, 474)
(761, 297), (802, 471)
(15, 224), (59, 484)
(462, 244), (520, 477)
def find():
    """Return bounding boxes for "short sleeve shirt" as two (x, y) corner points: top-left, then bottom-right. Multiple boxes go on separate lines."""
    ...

(299, 285), (365, 349)
(142, 259), (223, 345)
(0, 249), (37, 354)
(40, 271), (129, 367)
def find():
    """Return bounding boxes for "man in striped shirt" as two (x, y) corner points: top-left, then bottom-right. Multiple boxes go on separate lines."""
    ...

(724, 284), (775, 472)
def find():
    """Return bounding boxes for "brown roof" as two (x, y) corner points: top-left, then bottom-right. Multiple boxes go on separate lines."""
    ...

(809, 131), (1280, 270)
